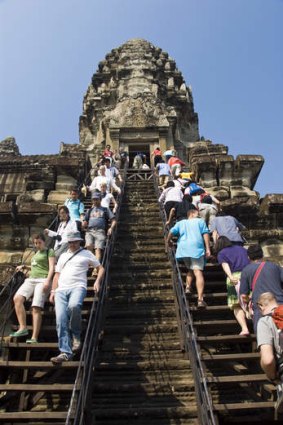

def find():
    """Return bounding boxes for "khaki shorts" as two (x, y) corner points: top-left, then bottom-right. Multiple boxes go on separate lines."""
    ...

(15, 278), (47, 309)
(183, 256), (205, 271)
(85, 228), (106, 249)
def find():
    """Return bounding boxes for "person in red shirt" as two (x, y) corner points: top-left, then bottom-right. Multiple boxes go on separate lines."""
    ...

(168, 155), (186, 177)
(151, 147), (162, 167)
(103, 144), (113, 159)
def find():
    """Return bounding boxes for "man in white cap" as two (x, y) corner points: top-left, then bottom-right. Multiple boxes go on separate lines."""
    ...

(49, 231), (104, 364)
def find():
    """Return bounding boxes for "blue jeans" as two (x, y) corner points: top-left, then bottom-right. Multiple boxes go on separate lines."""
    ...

(54, 287), (87, 355)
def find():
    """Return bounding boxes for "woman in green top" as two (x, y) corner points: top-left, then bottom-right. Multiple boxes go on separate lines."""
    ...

(10, 234), (55, 343)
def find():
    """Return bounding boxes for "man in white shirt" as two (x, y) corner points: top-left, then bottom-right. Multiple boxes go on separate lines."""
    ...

(49, 232), (104, 364)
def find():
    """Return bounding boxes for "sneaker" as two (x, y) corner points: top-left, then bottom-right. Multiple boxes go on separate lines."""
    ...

(50, 353), (72, 364)
(72, 337), (81, 353)
(10, 329), (29, 338)
(197, 300), (207, 309)
(26, 338), (38, 344)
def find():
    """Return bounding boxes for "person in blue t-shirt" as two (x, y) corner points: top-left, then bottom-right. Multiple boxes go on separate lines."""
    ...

(64, 188), (85, 222)
(155, 160), (171, 188)
(166, 205), (211, 309)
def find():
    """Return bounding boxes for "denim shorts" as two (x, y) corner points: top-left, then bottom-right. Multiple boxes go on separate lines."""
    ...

(183, 256), (205, 271)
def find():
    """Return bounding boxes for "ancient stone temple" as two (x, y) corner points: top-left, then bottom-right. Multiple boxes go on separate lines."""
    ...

(0, 37), (282, 282)
(79, 38), (199, 165)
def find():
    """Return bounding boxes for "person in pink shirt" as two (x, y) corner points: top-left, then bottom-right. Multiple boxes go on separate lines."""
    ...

(168, 155), (186, 177)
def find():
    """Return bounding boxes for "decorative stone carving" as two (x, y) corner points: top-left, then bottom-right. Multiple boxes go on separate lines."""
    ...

(79, 38), (200, 149)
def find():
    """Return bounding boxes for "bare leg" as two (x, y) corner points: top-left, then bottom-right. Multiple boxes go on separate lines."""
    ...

(186, 270), (194, 290)
(166, 208), (175, 227)
(85, 244), (94, 252)
(233, 307), (249, 334)
(31, 307), (42, 340)
(13, 294), (27, 330)
(95, 248), (102, 262)
(193, 269), (205, 301)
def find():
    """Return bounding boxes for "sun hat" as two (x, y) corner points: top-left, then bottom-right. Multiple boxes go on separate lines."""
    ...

(66, 232), (83, 242)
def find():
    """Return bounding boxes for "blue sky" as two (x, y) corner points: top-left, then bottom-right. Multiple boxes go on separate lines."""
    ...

(0, 0), (282, 196)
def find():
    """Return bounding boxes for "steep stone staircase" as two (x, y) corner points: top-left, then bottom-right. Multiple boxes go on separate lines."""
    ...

(91, 177), (200, 424)
(0, 170), (281, 424)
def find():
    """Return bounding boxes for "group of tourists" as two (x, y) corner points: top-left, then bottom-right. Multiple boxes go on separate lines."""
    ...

(8, 144), (283, 413)
(10, 146), (123, 364)
(156, 153), (283, 412)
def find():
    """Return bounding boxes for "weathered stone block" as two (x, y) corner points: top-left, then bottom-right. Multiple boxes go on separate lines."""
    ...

(55, 175), (77, 191)
(0, 251), (24, 265)
(261, 239), (283, 260)
(17, 203), (56, 214)
(28, 190), (45, 202)
(230, 186), (259, 200)
(221, 196), (259, 215)
(218, 156), (237, 187)
(192, 156), (217, 187)
(0, 225), (29, 250)
(47, 191), (70, 205)
(235, 155), (264, 189)
(206, 186), (230, 201)
(259, 194), (283, 215)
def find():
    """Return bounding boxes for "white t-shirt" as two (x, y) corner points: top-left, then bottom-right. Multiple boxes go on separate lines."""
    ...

(101, 193), (115, 209)
(55, 249), (100, 290)
(47, 220), (78, 249)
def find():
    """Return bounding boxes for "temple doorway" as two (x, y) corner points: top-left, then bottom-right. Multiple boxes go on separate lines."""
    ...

(128, 144), (151, 168)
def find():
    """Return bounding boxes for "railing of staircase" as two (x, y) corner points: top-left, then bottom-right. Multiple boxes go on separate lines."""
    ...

(153, 174), (217, 425)
(66, 163), (128, 425)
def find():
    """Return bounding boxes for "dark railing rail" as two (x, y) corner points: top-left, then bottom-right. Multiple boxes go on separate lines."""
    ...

(153, 174), (217, 425)
(66, 164), (127, 425)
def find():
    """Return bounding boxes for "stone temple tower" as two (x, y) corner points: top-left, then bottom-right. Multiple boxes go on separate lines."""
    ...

(79, 38), (199, 164)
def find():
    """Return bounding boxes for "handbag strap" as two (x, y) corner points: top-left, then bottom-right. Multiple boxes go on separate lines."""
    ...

(251, 262), (265, 291)
(61, 248), (84, 270)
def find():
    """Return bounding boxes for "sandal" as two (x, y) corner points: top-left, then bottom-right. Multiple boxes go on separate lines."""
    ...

(197, 300), (207, 309)
(185, 286), (192, 295)
(10, 329), (29, 338)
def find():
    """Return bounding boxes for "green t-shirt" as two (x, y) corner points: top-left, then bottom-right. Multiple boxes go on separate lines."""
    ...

(29, 248), (55, 279)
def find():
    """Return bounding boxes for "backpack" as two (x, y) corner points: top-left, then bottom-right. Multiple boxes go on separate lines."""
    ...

(188, 182), (205, 196)
(272, 306), (283, 349)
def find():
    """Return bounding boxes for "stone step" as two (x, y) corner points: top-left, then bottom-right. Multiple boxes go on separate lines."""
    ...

(112, 253), (169, 261)
(108, 281), (173, 291)
(103, 324), (178, 335)
(104, 306), (177, 319)
(110, 262), (171, 272)
(91, 406), (199, 421)
(105, 298), (175, 307)
(97, 350), (185, 362)
(93, 394), (196, 408)
(92, 382), (194, 393)
(113, 245), (168, 254)
(108, 270), (172, 279)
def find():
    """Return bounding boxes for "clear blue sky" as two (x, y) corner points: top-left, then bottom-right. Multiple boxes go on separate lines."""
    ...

(1, 0), (282, 196)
